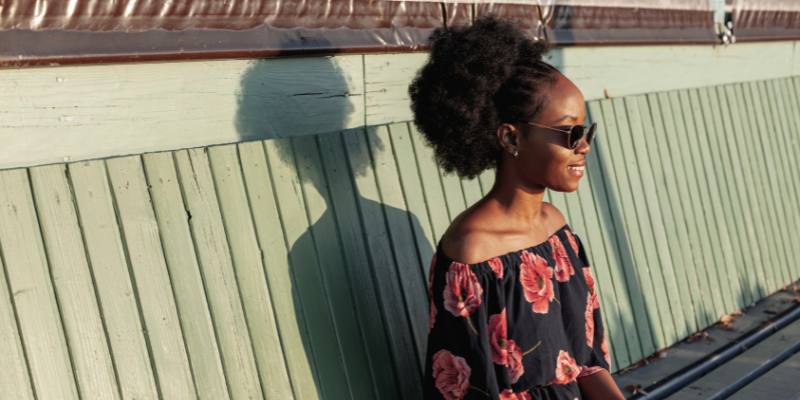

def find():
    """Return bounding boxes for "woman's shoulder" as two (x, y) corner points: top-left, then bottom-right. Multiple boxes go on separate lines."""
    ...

(439, 201), (568, 265)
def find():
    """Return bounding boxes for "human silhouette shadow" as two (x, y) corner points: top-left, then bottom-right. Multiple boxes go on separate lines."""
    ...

(235, 48), (432, 399)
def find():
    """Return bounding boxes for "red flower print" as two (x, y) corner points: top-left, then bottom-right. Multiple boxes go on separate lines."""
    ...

(601, 335), (611, 366)
(489, 309), (508, 365)
(429, 301), (437, 332)
(500, 389), (532, 400)
(583, 267), (600, 309)
(565, 229), (580, 255)
(432, 349), (471, 400)
(488, 257), (504, 279)
(551, 350), (580, 385)
(519, 250), (555, 314)
(443, 262), (483, 318)
(507, 340), (525, 384)
(549, 235), (575, 282)
(585, 293), (595, 348)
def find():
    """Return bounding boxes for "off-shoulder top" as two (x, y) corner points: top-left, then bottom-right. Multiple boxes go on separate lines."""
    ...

(423, 224), (611, 400)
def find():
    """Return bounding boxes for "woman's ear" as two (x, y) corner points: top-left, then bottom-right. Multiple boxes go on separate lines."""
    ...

(496, 123), (519, 155)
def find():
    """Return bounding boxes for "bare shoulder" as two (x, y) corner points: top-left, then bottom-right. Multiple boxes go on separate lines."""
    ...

(541, 201), (568, 230)
(439, 223), (493, 265)
(439, 207), (498, 265)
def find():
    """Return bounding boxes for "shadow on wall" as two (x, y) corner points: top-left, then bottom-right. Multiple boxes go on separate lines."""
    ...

(235, 47), (432, 399)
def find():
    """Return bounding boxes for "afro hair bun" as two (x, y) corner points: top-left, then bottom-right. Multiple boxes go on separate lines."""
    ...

(408, 15), (556, 179)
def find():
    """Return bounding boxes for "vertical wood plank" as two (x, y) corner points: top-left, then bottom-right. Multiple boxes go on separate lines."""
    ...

(341, 129), (424, 399)
(106, 156), (195, 399)
(142, 152), (231, 400)
(173, 148), (264, 400)
(712, 86), (766, 303)
(407, 124), (452, 243)
(628, 95), (692, 340)
(0, 169), (79, 399)
(207, 144), (296, 400)
(69, 160), (159, 399)
(289, 135), (377, 399)
(29, 164), (120, 399)
(578, 103), (634, 369)
(239, 140), (319, 400)
(608, 97), (669, 350)
(315, 131), (402, 399)
(666, 91), (724, 325)
(0, 243), (35, 399)
(388, 122), (436, 271)
(590, 100), (655, 360)
(698, 87), (755, 307)
(686, 89), (743, 312)
(261, 138), (350, 400)
(737, 83), (782, 293)
(724, 84), (776, 298)
(366, 125), (428, 370)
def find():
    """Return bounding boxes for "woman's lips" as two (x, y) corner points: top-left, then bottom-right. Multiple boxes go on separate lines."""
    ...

(567, 164), (585, 177)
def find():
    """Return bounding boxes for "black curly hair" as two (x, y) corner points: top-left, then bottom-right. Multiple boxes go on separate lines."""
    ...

(408, 15), (559, 179)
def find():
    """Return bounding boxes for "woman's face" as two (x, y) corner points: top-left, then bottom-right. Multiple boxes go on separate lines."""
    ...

(509, 72), (591, 193)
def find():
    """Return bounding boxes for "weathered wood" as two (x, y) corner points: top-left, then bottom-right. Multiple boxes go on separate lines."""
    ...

(207, 144), (295, 399)
(29, 164), (120, 399)
(69, 160), (160, 399)
(173, 148), (263, 399)
(142, 152), (231, 400)
(106, 156), (196, 398)
(0, 169), (79, 399)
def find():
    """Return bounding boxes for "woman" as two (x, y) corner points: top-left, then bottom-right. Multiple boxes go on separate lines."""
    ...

(409, 16), (625, 400)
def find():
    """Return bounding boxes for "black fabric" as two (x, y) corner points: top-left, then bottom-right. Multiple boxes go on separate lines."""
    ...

(424, 224), (610, 400)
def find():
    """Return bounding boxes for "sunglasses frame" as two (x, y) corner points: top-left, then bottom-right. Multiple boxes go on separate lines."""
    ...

(522, 121), (597, 149)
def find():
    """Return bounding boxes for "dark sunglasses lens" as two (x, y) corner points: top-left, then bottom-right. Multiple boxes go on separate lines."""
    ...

(569, 124), (597, 148)
(569, 125), (585, 148)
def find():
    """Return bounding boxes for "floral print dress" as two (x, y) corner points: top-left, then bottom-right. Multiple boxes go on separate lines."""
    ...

(424, 224), (611, 400)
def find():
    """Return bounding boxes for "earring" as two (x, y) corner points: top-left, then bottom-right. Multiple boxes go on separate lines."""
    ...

(513, 149), (519, 157)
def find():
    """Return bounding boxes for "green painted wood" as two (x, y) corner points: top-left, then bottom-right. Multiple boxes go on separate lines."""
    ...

(752, 81), (796, 288)
(388, 122), (436, 271)
(773, 78), (800, 282)
(0, 242), (35, 400)
(207, 144), (295, 399)
(710, 86), (766, 303)
(700, 87), (756, 308)
(68, 160), (160, 399)
(141, 152), (231, 400)
(587, 100), (654, 362)
(0, 169), (79, 399)
(173, 149), (264, 399)
(574, 111), (628, 370)
(688, 89), (743, 312)
(106, 156), (196, 398)
(737, 82), (784, 294)
(28, 164), (120, 399)
(629, 95), (693, 340)
(2, 75), (800, 399)
(604, 97), (668, 352)
(239, 140), (317, 400)
(721, 84), (774, 301)
(341, 128), (424, 399)
(314, 131), (402, 399)
(666, 91), (722, 326)
(649, 91), (707, 333)
(291, 134), (377, 399)
(407, 123), (452, 242)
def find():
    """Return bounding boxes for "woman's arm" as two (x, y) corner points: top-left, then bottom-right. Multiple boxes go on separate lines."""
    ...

(577, 369), (625, 400)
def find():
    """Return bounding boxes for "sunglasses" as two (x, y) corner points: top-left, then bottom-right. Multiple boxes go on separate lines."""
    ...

(522, 121), (597, 149)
